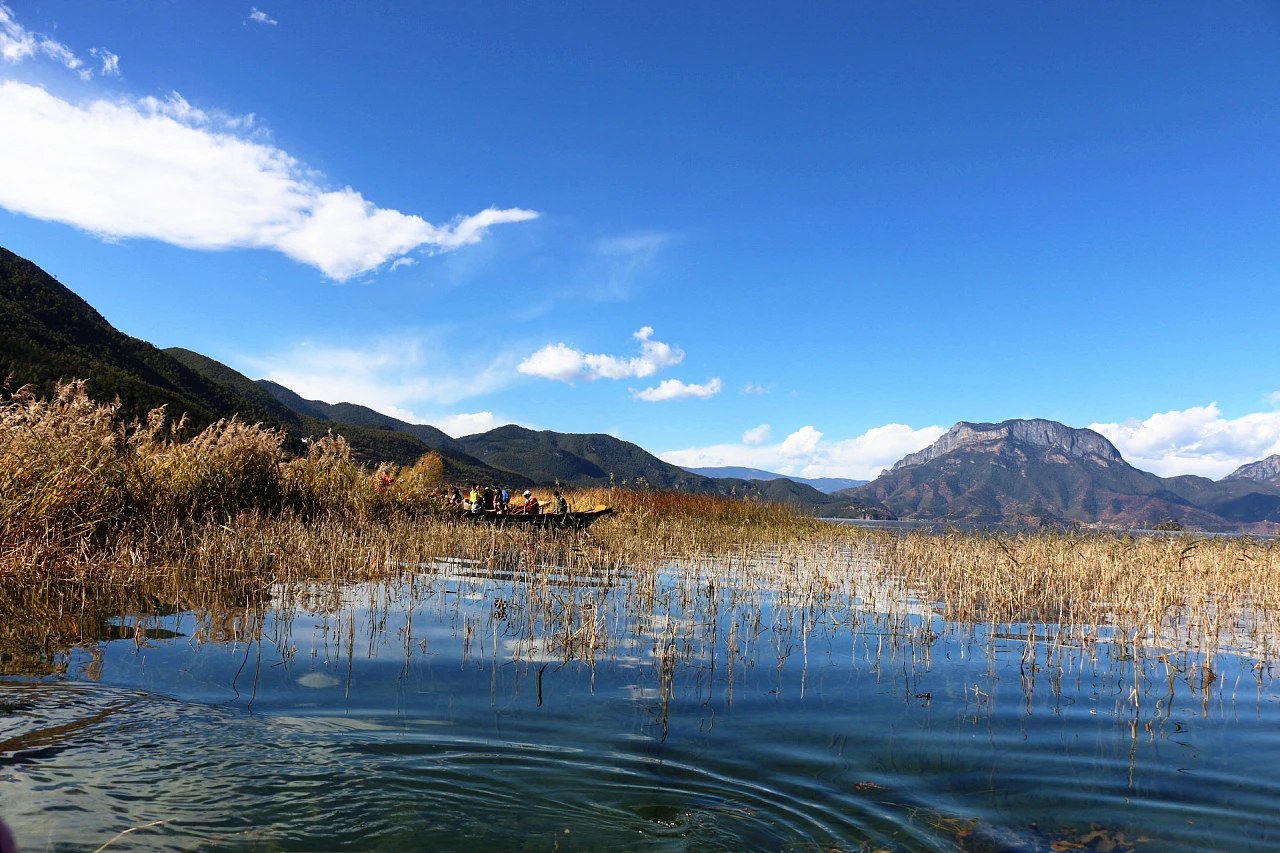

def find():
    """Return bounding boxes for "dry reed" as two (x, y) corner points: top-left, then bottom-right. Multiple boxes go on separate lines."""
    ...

(6, 381), (1280, 705)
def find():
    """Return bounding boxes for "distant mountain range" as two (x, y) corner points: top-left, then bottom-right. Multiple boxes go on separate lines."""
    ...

(4, 244), (1277, 531)
(1225, 455), (1280, 485)
(681, 466), (867, 493)
(837, 419), (1280, 532)
(1, 246), (885, 517)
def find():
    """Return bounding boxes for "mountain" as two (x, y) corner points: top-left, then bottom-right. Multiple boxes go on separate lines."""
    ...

(253, 384), (722, 491)
(166, 350), (525, 484)
(1224, 455), (1280, 485)
(13, 244), (1268, 528)
(247, 383), (890, 513)
(255, 378), (695, 488)
(254, 380), (465, 453)
(0, 247), (279, 431)
(788, 476), (869, 493)
(842, 419), (1280, 530)
(451, 425), (720, 490)
(0, 244), (872, 507)
(733, 477), (892, 519)
(889, 419), (1122, 472)
(0, 245), (515, 479)
(682, 466), (868, 493)
(163, 349), (305, 430)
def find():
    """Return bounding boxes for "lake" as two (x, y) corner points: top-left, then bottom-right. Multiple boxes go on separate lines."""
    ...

(3, 546), (1279, 852)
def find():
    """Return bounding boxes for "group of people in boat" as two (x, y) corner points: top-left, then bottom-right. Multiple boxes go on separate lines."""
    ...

(445, 485), (569, 515)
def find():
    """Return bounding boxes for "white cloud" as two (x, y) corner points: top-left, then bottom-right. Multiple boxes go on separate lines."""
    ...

(389, 257), (415, 272)
(742, 382), (770, 395)
(515, 344), (584, 383)
(379, 407), (507, 437)
(1268, 391), (1280, 408)
(89, 47), (119, 76)
(1090, 403), (1280, 479)
(0, 5), (37, 62)
(632, 377), (722, 402)
(661, 423), (946, 481)
(743, 424), (771, 445)
(432, 411), (502, 437)
(780, 425), (822, 455)
(242, 336), (517, 417)
(0, 3), (95, 77)
(518, 327), (684, 383)
(0, 81), (538, 279)
(248, 7), (278, 26)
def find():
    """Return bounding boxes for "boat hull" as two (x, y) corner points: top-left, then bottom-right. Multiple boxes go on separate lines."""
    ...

(457, 507), (613, 530)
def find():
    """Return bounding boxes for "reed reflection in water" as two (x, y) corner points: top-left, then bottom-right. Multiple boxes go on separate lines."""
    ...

(4, 541), (1280, 852)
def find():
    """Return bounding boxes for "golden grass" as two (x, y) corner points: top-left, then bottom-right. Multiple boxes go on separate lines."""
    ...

(6, 381), (1280, 700)
(0, 381), (457, 565)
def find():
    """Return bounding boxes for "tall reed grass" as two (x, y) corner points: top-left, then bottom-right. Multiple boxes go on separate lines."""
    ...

(0, 382), (453, 569)
(7, 380), (1280, 699)
(1, 382), (822, 579)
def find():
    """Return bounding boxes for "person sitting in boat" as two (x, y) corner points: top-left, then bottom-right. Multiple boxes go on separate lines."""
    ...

(450, 486), (463, 507)
(499, 488), (510, 512)
(518, 490), (540, 515)
(482, 486), (496, 512)
(468, 484), (483, 512)
(553, 490), (568, 514)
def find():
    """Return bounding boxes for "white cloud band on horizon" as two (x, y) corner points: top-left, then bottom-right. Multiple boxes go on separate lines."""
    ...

(1090, 403), (1280, 479)
(633, 377), (722, 402)
(518, 326), (683, 383)
(662, 404), (1280, 482)
(662, 423), (946, 481)
(0, 81), (538, 279)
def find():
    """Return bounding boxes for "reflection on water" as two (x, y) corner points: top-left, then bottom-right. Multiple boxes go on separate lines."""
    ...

(4, 550), (1280, 851)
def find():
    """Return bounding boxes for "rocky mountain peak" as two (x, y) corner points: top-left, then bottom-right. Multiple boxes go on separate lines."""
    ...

(890, 418), (1124, 472)
(1223, 454), (1280, 484)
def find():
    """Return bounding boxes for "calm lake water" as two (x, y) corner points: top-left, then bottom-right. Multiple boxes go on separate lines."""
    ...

(3, 551), (1279, 852)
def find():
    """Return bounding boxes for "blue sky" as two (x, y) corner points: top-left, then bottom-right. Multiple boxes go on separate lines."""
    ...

(2, 1), (1279, 479)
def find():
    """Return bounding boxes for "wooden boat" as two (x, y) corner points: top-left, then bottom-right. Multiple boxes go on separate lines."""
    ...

(458, 505), (613, 530)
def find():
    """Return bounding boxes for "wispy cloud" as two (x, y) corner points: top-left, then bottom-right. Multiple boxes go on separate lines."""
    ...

(662, 423), (946, 481)
(518, 327), (683, 383)
(0, 81), (538, 279)
(742, 382), (770, 395)
(89, 47), (119, 76)
(586, 232), (671, 300)
(1090, 404), (1280, 478)
(632, 377), (721, 402)
(0, 2), (106, 79)
(242, 336), (517, 417)
(248, 7), (278, 26)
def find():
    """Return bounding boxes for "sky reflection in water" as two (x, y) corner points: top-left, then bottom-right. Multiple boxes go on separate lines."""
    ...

(3, 555), (1280, 852)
